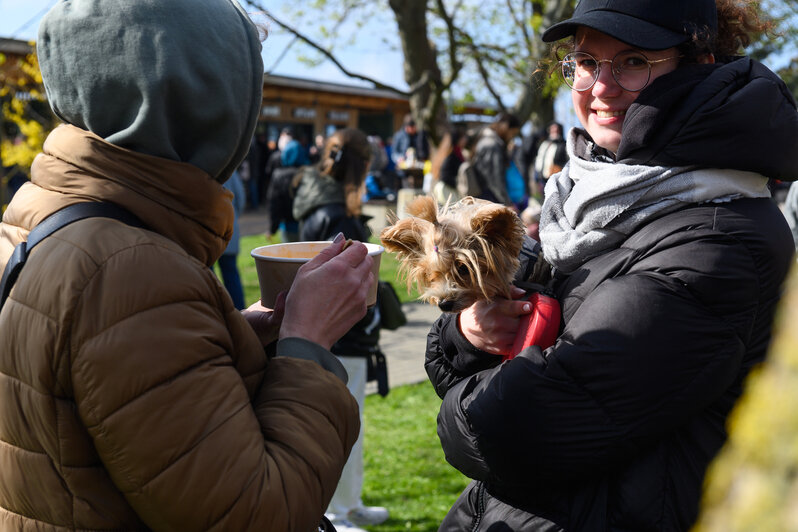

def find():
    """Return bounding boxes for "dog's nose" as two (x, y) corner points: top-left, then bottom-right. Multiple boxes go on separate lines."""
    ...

(438, 300), (455, 312)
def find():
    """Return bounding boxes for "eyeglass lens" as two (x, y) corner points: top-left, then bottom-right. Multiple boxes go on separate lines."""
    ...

(561, 51), (653, 92)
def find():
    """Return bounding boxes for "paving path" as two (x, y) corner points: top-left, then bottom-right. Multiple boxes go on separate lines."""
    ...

(366, 302), (441, 395)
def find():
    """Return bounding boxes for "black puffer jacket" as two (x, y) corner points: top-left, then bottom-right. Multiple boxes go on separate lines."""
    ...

(293, 167), (371, 244)
(427, 58), (797, 531)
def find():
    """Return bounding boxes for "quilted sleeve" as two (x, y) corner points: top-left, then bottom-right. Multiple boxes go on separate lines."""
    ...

(70, 242), (358, 531)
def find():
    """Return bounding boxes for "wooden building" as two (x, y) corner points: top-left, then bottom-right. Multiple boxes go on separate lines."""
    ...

(257, 73), (499, 144)
(258, 74), (411, 144)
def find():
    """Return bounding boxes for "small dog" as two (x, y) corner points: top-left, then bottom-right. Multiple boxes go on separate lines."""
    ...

(380, 195), (529, 313)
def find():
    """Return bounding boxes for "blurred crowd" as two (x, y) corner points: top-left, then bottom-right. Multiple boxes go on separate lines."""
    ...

(232, 112), (577, 247)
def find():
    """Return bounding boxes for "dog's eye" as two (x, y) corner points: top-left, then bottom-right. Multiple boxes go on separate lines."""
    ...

(456, 263), (470, 278)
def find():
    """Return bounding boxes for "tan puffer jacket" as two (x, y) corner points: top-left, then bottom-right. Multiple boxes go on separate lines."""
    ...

(0, 125), (359, 531)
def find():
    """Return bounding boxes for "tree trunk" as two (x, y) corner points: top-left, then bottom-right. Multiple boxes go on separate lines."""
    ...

(387, 0), (446, 143)
(512, 0), (574, 131)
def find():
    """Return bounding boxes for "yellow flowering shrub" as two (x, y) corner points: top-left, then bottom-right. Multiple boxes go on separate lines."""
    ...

(1, 42), (56, 209)
(693, 262), (798, 532)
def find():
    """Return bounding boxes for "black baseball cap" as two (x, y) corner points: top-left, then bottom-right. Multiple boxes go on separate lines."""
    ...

(542, 0), (718, 50)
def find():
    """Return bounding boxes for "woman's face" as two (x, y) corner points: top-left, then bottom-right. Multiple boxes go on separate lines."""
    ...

(571, 28), (680, 154)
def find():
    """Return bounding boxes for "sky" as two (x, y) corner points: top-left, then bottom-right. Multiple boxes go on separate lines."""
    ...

(0, 0), (576, 130)
(0, 0), (409, 89)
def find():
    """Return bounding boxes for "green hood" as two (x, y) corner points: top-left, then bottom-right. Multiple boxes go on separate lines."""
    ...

(37, 0), (263, 183)
(292, 167), (346, 221)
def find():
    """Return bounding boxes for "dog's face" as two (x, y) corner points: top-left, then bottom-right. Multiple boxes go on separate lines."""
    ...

(380, 196), (525, 313)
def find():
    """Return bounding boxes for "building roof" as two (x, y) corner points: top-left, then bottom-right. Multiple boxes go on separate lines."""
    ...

(263, 73), (408, 102)
(263, 73), (499, 117)
(0, 37), (33, 56)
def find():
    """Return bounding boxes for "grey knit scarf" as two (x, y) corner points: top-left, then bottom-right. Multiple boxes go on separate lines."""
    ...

(539, 129), (771, 273)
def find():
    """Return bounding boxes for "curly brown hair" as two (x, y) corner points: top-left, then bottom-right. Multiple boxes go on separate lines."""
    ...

(698, 0), (775, 58)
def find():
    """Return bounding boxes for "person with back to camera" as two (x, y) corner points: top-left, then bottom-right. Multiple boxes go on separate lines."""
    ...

(430, 125), (467, 205)
(470, 111), (522, 207)
(292, 128), (390, 532)
(0, 1), (373, 530)
(425, 0), (798, 529)
(267, 129), (310, 242)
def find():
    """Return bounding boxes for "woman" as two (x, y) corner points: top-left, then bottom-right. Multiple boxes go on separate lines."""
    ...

(292, 128), (390, 531)
(267, 135), (309, 242)
(426, 0), (798, 530)
(430, 126), (466, 205)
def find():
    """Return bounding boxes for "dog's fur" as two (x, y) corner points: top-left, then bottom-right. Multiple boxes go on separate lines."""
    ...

(380, 196), (527, 313)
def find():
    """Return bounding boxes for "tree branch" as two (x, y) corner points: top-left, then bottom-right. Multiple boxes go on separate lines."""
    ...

(244, 0), (411, 96)
(264, 35), (298, 73)
(433, 0), (465, 90)
(466, 41), (507, 111)
(506, 0), (533, 51)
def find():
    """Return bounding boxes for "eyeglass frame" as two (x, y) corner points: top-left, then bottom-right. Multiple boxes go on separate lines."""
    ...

(559, 50), (683, 93)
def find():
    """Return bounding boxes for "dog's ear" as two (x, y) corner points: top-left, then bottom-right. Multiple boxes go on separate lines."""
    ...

(405, 196), (439, 225)
(380, 217), (433, 257)
(470, 205), (525, 256)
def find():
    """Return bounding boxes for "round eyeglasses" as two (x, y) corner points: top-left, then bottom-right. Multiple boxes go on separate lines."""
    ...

(560, 50), (682, 92)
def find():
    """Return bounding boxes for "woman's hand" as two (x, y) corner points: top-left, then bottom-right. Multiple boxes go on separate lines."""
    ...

(278, 236), (374, 350)
(458, 286), (532, 355)
(242, 291), (286, 347)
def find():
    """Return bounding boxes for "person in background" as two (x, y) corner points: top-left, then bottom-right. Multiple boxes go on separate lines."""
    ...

(217, 166), (246, 309)
(532, 121), (568, 197)
(427, 0), (798, 529)
(505, 135), (528, 212)
(362, 135), (396, 202)
(309, 133), (326, 164)
(391, 113), (430, 166)
(253, 131), (271, 208)
(430, 125), (466, 205)
(267, 134), (309, 242)
(782, 183), (798, 251)
(381, 135), (402, 192)
(517, 127), (546, 200)
(470, 111), (522, 206)
(264, 136), (281, 173)
(0, 0), (373, 530)
(276, 126), (293, 152)
(293, 128), (391, 532)
(241, 135), (260, 211)
(519, 198), (542, 242)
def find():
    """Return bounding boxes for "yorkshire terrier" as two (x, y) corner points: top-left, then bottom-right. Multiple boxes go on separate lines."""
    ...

(380, 195), (548, 313)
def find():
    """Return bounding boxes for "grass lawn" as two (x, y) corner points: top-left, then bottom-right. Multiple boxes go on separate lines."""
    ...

(361, 382), (469, 531)
(223, 235), (466, 529)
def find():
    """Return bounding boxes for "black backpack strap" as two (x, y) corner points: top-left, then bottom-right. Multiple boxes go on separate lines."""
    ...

(0, 202), (146, 310)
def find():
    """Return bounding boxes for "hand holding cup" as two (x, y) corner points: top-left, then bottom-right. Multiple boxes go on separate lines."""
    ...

(278, 236), (374, 349)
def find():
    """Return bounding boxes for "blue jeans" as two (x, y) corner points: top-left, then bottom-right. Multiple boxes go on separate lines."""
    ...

(217, 254), (245, 309)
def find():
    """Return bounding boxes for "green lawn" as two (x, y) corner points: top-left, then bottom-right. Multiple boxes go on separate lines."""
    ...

(223, 237), (467, 529)
(361, 382), (469, 531)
